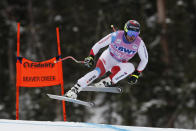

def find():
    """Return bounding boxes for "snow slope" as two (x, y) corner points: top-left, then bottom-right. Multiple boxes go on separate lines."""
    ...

(0, 119), (195, 131)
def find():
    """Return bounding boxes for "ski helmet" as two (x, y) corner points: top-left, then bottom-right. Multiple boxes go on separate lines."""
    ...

(124, 20), (140, 37)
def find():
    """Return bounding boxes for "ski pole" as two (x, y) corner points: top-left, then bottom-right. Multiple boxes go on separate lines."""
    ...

(54, 56), (85, 64)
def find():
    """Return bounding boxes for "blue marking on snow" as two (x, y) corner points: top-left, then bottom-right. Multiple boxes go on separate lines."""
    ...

(85, 122), (130, 131)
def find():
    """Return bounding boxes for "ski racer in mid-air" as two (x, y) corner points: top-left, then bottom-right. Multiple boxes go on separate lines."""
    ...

(65, 20), (148, 99)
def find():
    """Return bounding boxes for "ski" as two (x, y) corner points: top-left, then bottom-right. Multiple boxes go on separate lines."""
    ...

(81, 86), (122, 93)
(47, 94), (95, 107)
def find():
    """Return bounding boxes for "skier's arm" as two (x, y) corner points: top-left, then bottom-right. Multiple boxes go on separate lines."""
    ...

(89, 33), (112, 56)
(84, 33), (112, 67)
(128, 41), (148, 85)
(137, 40), (148, 72)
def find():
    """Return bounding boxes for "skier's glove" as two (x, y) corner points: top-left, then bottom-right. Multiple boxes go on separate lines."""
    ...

(84, 55), (94, 68)
(128, 71), (141, 85)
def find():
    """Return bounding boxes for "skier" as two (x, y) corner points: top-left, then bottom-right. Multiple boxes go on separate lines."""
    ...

(65, 20), (148, 99)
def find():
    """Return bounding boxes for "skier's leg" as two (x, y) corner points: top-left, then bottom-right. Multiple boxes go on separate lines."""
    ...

(65, 69), (99, 99)
(65, 59), (106, 99)
(109, 62), (135, 84)
(77, 58), (106, 85)
(94, 65), (119, 87)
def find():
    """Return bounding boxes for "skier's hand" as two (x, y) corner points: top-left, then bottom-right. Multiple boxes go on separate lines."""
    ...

(84, 55), (94, 68)
(128, 71), (141, 85)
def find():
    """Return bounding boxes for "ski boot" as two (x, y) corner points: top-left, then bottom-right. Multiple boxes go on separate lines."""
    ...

(94, 77), (112, 87)
(65, 84), (81, 99)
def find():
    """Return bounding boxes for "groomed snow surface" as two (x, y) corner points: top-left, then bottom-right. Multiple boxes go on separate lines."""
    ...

(0, 119), (195, 131)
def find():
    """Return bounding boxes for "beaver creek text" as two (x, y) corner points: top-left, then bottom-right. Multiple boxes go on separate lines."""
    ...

(23, 76), (56, 82)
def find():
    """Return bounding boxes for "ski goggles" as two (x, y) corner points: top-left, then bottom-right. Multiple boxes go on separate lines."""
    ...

(127, 30), (139, 37)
